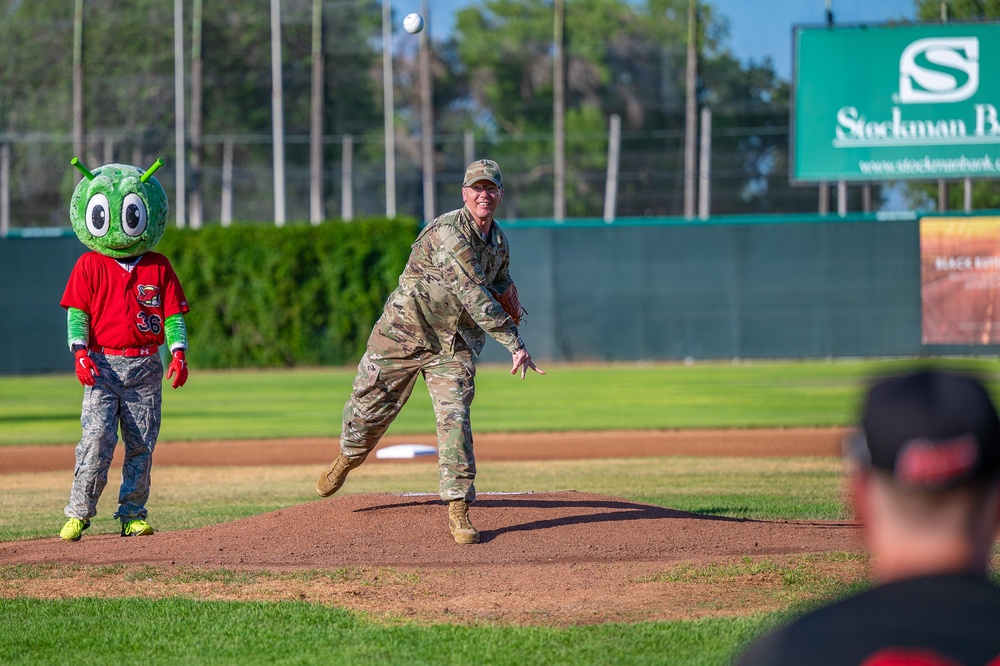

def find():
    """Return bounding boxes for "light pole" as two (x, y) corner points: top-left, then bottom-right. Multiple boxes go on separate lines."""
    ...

(190, 0), (204, 229)
(683, 0), (697, 219)
(174, 0), (187, 228)
(419, 0), (435, 223)
(73, 0), (84, 162)
(382, 0), (397, 218)
(310, 0), (324, 225)
(553, 0), (565, 221)
(270, 0), (287, 227)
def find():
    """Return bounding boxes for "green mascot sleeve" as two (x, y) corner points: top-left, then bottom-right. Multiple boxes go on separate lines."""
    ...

(164, 313), (188, 351)
(66, 307), (90, 350)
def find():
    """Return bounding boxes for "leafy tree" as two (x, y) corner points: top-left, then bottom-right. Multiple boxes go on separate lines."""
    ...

(919, 0), (1000, 20)
(1, 0), (85, 226)
(0, 0), (387, 227)
(903, 0), (1000, 210)
(447, 0), (804, 217)
(0, 0), (896, 226)
(194, 0), (384, 217)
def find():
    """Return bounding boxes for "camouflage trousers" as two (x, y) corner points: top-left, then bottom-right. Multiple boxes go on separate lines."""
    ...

(64, 353), (163, 523)
(340, 333), (477, 502)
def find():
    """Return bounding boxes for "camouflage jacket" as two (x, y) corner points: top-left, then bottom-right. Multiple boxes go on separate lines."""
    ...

(372, 205), (524, 357)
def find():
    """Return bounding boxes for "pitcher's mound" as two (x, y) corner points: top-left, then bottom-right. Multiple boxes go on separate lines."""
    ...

(0, 491), (860, 569)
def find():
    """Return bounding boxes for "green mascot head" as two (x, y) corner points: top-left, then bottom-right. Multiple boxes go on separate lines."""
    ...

(69, 158), (169, 259)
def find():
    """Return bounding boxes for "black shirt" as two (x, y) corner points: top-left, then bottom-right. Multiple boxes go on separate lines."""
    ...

(735, 573), (1000, 665)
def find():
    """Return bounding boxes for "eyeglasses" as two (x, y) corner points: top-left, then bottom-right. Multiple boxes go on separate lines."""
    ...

(465, 184), (501, 196)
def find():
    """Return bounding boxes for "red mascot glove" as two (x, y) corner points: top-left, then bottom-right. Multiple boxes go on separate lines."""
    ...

(167, 349), (189, 389)
(74, 348), (100, 386)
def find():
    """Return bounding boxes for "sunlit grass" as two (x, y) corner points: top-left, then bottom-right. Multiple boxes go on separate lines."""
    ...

(6, 357), (1000, 445)
(0, 596), (771, 666)
(1, 456), (847, 542)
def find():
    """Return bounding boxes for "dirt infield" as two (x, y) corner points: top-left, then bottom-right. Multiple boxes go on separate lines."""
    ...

(0, 427), (848, 473)
(0, 428), (867, 625)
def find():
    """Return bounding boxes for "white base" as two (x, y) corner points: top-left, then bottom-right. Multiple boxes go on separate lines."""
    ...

(375, 443), (437, 460)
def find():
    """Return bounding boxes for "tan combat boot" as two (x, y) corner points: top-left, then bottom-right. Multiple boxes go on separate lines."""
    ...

(448, 499), (480, 544)
(315, 453), (366, 497)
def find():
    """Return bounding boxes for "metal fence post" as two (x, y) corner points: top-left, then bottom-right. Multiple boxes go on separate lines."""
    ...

(341, 134), (354, 222)
(221, 140), (233, 227)
(0, 143), (9, 238)
(698, 107), (712, 220)
(603, 114), (621, 223)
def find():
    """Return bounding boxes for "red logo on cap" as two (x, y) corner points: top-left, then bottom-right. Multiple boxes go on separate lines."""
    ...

(861, 647), (962, 665)
(895, 434), (980, 486)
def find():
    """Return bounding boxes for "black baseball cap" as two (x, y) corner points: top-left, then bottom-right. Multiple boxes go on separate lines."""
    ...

(846, 369), (1000, 489)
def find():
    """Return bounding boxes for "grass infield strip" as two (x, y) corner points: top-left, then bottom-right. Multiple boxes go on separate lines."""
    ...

(0, 596), (776, 666)
(4, 357), (1000, 445)
(0, 458), (847, 541)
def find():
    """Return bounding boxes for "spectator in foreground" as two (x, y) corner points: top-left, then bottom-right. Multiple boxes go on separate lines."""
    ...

(735, 369), (1000, 666)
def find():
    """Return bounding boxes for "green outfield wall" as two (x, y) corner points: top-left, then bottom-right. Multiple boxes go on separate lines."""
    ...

(1, 232), (87, 374)
(3, 212), (998, 374)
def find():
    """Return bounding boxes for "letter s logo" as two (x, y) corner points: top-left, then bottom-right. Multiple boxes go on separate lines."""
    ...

(899, 37), (978, 104)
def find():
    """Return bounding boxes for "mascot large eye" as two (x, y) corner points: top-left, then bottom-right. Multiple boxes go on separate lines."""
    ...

(85, 193), (111, 237)
(121, 193), (147, 237)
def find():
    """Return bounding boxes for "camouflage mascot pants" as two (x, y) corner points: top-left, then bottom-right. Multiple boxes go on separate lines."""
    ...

(64, 353), (163, 523)
(339, 333), (478, 502)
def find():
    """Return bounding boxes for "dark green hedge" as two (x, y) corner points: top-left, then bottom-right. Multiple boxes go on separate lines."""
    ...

(156, 218), (419, 368)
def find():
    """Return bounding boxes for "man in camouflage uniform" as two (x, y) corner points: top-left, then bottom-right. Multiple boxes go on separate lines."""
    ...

(316, 159), (544, 544)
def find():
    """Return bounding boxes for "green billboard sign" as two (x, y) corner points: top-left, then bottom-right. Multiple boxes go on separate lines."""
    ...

(793, 22), (1000, 182)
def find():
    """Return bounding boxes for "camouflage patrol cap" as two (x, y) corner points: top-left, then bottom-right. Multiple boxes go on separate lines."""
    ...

(463, 159), (503, 189)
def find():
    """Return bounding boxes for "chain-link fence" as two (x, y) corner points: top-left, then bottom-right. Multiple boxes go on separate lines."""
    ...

(3, 117), (863, 233)
(0, 0), (887, 235)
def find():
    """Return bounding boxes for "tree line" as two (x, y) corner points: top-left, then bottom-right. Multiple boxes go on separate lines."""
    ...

(2, 0), (995, 228)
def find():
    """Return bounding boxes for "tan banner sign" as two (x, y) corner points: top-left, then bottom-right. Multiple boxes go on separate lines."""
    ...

(921, 216), (1000, 344)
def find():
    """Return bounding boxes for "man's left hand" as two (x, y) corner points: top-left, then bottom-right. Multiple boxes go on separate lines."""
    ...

(511, 347), (545, 379)
(167, 349), (189, 389)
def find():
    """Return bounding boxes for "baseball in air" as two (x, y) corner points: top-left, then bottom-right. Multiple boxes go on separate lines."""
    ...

(403, 12), (424, 34)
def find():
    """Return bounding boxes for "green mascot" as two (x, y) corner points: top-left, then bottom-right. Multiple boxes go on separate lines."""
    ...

(58, 158), (190, 541)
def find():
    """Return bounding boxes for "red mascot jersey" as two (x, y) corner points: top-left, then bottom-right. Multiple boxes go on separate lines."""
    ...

(61, 251), (190, 350)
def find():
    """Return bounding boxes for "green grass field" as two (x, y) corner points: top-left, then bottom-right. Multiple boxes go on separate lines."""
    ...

(0, 596), (773, 666)
(4, 356), (998, 445)
(3, 357), (999, 665)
